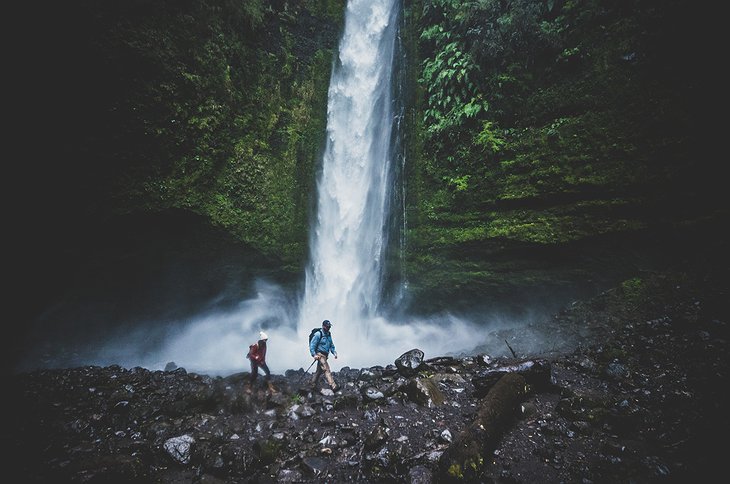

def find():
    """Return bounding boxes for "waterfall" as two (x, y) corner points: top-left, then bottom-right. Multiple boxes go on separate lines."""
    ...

(298, 0), (401, 337)
(48, 0), (485, 376)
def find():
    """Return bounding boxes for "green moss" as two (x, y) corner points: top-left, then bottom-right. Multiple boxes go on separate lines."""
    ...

(255, 438), (281, 465)
(470, 456), (484, 471)
(446, 456), (483, 480)
(447, 463), (463, 478)
(620, 277), (645, 304)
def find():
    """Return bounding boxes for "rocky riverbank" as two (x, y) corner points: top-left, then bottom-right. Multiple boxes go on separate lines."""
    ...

(9, 266), (728, 483)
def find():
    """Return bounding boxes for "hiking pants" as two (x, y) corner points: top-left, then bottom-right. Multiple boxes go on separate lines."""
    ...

(250, 360), (271, 384)
(312, 353), (336, 389)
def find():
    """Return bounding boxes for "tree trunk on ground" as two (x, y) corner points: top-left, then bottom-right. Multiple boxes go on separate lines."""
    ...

(438, 372), (527, 482)
(472, 358), (552, 398)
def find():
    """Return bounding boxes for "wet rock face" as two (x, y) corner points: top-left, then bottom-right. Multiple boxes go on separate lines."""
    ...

(8, 271), (730, 483)
(395, 348), (425, 376)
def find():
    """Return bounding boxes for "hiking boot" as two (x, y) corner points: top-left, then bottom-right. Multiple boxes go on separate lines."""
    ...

(332, 384), (341, 392)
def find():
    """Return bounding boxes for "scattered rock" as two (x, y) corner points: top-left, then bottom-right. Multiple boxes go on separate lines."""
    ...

(8, 270), (728, 483)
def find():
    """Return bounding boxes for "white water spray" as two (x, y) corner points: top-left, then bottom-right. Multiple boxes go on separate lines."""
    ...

(298, 0), (399, 340)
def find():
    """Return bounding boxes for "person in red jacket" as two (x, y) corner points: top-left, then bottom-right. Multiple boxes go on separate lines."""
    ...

(246, 331), (276, 393)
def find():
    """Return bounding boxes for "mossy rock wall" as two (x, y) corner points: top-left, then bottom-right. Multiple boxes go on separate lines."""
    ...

(400, 0), (723, 312)
(16, 0), (346, 270)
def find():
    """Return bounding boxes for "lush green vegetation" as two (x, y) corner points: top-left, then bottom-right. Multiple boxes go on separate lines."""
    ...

(401, 0), (719, 309)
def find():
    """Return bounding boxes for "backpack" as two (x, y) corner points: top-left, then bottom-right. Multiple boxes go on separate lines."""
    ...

(308, 327), (322, 344)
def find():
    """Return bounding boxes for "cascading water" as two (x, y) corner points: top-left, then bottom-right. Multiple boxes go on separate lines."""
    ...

(298, 0), (400, 338)
(39, 0), (486, 376)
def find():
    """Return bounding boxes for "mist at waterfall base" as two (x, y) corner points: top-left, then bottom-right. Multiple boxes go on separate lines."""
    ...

(52, 279), (562, 377)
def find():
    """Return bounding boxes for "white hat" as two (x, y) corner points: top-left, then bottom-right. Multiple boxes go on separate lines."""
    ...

(259, 331), (268, 341)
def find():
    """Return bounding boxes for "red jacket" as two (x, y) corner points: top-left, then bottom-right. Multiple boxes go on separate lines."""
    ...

(247, 341), (266, 364)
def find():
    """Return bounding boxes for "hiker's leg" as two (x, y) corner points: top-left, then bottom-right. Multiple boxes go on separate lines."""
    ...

(261, 363), (276, 392)
(246, 361), (257, 393)
(321, 356), (336, 388)
(311, 358), (323, 387)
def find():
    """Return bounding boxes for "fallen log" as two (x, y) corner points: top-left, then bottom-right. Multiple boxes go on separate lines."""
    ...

(472, 358), (552, 398)
(437, 372), (527, 482)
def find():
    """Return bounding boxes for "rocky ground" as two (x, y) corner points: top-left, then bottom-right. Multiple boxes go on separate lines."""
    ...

(8, 265), (728, 483)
